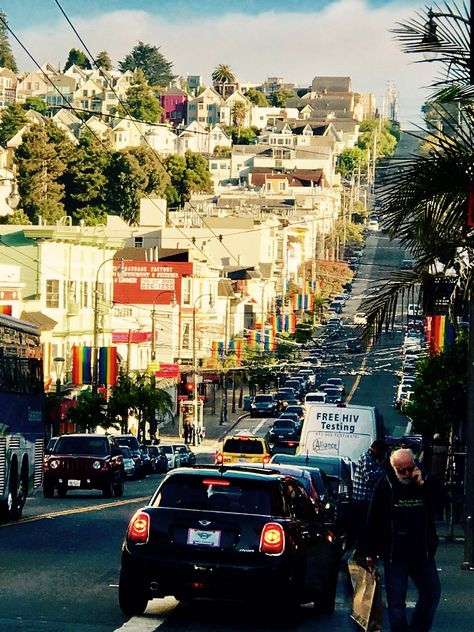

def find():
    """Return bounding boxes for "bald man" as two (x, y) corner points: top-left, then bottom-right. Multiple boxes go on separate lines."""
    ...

(365, 448), (447, 632)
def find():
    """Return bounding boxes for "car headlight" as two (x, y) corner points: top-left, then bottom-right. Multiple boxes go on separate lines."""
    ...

(50, 460), (59, 469)
(92, 460), (102, 470)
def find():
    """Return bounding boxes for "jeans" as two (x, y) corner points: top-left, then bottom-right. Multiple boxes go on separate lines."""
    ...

(384, 557), (441, 632)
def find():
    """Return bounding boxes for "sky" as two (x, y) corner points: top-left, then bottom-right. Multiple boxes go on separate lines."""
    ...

(1, 0), (440, 128)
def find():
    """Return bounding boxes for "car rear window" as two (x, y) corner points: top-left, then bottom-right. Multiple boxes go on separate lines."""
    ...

(223, 438), (266, 454)
(53, 436), (108, 456)
(255, 395), (274, 402)
(152, 475), (273, 514)
(116, 436), (140, 451)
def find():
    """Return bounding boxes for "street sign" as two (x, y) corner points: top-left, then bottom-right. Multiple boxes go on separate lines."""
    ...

(148, 362), (160, 373)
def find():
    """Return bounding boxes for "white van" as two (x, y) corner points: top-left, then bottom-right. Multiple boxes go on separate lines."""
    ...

(297, 403), (384, 463)
(304, 391), (327, 405)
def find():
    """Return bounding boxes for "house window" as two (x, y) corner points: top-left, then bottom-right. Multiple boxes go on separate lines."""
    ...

(210, 163), (217, 170)
(67, 280), (78, 304)
(46, 280), (60, 308)
(134, 236), (144, 248)
(83, 89), (88, 96)
(82, 281), (88, 308)
(182, 278), (191, 305)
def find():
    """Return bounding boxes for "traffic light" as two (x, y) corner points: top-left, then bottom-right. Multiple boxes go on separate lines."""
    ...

(185, 381), (194, 394)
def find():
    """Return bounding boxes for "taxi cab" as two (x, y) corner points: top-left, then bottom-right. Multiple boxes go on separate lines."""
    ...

(214, 434), (272, 466)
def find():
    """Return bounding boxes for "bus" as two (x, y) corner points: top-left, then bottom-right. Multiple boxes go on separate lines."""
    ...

(297, 403), (384, 465)
(0, 314), (44, 521)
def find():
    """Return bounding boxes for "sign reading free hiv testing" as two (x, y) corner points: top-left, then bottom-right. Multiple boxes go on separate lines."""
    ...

(113, 260), (193, 305)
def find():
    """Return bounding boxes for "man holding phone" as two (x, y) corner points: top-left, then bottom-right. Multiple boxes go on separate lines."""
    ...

(365, 448), (447, 631)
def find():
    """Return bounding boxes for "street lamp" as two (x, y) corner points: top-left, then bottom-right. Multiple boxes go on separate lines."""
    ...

(151, 291), (177, 361)
(192, 292), (214, 442)
(93, 257), (124, 393)
(0, 173), (20, 210)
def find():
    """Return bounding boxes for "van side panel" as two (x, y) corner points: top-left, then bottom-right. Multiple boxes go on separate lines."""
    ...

(297, 404), (384, 463)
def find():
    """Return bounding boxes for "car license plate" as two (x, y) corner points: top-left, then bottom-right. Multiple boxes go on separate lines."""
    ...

(68, 479), (81, 487)
(238, 457), (248, 462)
(187, 528), (221, 547)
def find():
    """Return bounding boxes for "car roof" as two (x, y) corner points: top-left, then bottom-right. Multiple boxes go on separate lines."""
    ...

(164, 465), (285, 482)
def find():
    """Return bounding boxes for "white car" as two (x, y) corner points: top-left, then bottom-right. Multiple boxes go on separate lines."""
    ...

(159, 444), (181, 469)
(353, 312), (367, 325)
(368, 219), (379, 231)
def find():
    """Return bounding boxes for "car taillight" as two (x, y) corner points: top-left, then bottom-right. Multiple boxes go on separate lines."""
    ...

(127, 511), (150, 544)
(214, 452), (223, 465)
(262, 455), (271, 464)
(260, 522), (285, 555)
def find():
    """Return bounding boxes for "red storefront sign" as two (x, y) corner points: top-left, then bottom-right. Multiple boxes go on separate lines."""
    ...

(113, 260), (193, 305)
(112, 331), (152, 343)
(154, 363), (180, 380)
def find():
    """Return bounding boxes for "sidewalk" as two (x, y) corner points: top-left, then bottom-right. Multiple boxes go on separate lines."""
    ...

(158, 387), (249, 452)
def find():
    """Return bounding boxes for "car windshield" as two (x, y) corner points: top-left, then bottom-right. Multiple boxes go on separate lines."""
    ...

(120, 446), (132, 458)
(223, 438), (265, 454)
(160, 445), (173, 454)
(53, 436), (108, 456)
(152, 475), (273, 515)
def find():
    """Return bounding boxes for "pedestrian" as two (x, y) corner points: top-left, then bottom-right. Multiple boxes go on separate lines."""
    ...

(352, 439), (388, 554)
(365, 448), (447, 632)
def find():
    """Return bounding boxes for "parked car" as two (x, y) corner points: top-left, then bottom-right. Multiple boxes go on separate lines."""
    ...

(160, 444), (182, 470)
(43, 433), (125, 498)
(118, 466), (341, 618)
(173, 443), (196, 467)
(353, 312), (367, 325)
(214, 434), (272, 466)
(115, 434), (146, 479)
(328, 300), (343, 315)
(120, 446), (137, 480)
(250, 393), (279, 418)
(147, 445), (168, 473)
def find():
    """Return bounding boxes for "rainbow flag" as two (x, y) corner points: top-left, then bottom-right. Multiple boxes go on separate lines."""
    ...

(228, 338), (243, 360)
(425, 315), (456, 356)
(292, 293), (314, 311)
(72, 345), (92, 385)
(99, 346), (118, 386)
(285, 314), (296, 333)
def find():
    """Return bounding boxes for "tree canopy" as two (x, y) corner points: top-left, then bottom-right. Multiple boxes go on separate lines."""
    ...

(114, 69), (163, 123)
(211, 64), (236, 85)
(119, 41), (175, 87)
(0, 10), (17, 72)
(244, 88), (269, 107)
(0, 104), (27, 148)
(64, 48), (91, 71)
(95, 50), (112, 70)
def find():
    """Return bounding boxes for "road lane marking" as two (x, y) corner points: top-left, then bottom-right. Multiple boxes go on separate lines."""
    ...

(346, 338), (373, 404)
(114, 596), (178, 631)
(0, 496), (150, 528)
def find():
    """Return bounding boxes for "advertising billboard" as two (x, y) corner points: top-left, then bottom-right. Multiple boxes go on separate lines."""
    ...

(113, 261), (193, 305)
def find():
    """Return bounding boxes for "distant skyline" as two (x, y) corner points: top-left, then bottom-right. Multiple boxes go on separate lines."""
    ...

(2, 0), (439, 127)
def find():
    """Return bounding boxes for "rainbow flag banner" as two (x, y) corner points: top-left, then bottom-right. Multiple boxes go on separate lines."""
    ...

(228, 338), (243, 360)
(211, 340), (224, 360)
(99, 346), (118, 386)
(72, 345), (92, 385)
(425, 315), (456, 356)
(291, 293), (314, 311)
(285, 314), (296, 333)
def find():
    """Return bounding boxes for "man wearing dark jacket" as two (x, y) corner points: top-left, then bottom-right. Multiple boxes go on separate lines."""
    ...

(365, 448), (446, 632)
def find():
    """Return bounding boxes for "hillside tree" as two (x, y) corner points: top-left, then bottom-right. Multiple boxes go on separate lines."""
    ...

(64, 48), (91, 71)
(95, 50), (112, 70)
(0, 10), (17, 72)
(0, 104), (27, 148)
(119, 42), (175, 87)
(114, 69), (162, 123)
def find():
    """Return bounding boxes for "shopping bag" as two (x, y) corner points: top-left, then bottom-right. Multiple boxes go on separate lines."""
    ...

(350, 560), (383, 631)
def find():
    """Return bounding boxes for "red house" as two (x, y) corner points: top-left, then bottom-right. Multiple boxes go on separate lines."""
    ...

(160, 88), (188, 126)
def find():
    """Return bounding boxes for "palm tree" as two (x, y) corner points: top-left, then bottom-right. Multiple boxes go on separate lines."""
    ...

(361, 3), (474, 337)
(231, 100), (247, 128)
(211, 64), (236, 86)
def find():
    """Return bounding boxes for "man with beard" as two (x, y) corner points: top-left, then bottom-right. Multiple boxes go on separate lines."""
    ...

(365, 448), (447, 632)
